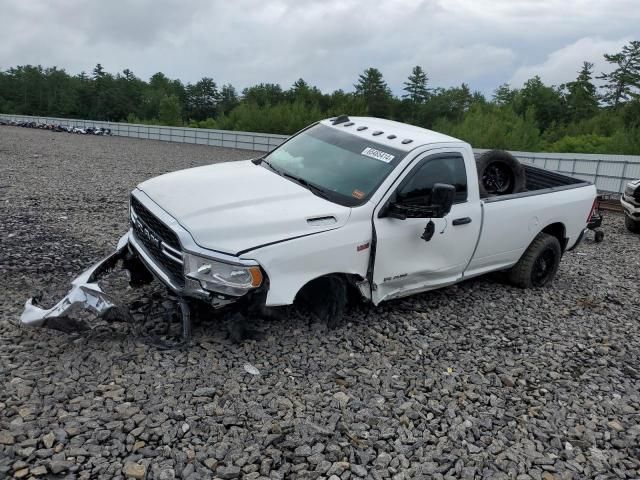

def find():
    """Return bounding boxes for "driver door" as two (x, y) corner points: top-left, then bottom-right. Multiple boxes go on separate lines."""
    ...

(372, 150), (481, 304)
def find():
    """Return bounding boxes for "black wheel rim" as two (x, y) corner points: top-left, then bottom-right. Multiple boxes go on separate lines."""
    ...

(531, 248), (556, 287)
(482, 162), (513, 194)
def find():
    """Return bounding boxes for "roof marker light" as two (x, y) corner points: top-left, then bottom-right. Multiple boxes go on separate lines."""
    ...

(331, 115), (350, 125)
(387, 134), (397, 139)
(401, 139), (413, 144)
(344, 122), (354, 126)
(372, 131), (383, 136)
(357, 126), (368, 131)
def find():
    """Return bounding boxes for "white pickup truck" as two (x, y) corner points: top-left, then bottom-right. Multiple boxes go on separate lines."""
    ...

(21, 116), (598, 335)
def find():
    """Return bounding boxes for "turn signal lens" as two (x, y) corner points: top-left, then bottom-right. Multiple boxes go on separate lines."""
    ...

(249, 266), (263, 288)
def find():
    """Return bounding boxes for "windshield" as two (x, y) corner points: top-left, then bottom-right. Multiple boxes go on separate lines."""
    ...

(262, 124), (407, 206)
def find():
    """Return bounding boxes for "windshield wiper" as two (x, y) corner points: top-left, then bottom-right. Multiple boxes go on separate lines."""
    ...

(255, 157), (282, 175)
(282, 172), (331, 200)
(257, 160), (331, 200)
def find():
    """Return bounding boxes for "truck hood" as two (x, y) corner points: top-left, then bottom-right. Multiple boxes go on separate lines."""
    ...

(137, 160), (351, 255)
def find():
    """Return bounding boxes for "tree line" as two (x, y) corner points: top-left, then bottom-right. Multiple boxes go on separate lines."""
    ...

(1, 40), (639, 154)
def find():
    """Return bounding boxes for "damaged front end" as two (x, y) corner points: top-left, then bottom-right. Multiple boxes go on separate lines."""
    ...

(19, 230), (217, 344)
(20, 191), (271, 344)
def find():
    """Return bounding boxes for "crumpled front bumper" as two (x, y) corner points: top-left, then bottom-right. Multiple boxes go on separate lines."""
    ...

(19, 228), (244, 330)
(621, 196), (640, 218)
(20, 232), (131, 328)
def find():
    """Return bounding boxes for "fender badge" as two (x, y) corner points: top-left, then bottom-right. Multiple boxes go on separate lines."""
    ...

(357, 242), (370, 252)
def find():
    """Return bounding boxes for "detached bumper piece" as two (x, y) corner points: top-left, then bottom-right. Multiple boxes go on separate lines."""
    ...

(19, 231), (193, 346)
(21, 233), (130, 329)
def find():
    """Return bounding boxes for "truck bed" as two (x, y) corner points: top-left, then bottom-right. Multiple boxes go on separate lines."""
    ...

(463, 165), (596, 279)
(484, 165), (589, 203)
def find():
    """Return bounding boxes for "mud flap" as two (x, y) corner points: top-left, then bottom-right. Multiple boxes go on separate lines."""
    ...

(20, 232), (131, 329)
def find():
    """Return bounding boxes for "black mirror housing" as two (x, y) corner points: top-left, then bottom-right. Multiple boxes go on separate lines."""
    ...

(380, 183), (456, 220)
(431, 183), (455, 217)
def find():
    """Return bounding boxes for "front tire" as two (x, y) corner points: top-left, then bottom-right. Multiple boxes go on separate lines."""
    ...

(508, 233), (562, 288)
(625, 215), (640, 233)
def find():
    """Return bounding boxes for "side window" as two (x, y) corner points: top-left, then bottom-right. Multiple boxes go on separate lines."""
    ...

(397, 155), (467, 204)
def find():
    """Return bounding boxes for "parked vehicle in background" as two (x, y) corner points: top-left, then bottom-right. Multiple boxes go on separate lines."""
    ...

(0, 118), (111, 135)
(621, 179), (640, 233)
(20, 116), (598, 338)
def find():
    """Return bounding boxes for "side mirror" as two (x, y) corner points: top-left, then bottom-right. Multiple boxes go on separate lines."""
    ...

(431, 183), (455, 217)
(380, 183), (456, 220)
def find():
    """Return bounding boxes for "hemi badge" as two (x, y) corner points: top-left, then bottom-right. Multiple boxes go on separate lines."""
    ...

(357, 242), (370, 252)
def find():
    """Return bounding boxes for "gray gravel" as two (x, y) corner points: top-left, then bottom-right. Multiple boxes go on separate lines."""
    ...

(1, 125), (640, 479)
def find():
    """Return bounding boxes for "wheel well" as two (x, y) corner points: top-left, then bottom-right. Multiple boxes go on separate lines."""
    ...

(294, 273), (363, 304)
(542, 222), (567, 251)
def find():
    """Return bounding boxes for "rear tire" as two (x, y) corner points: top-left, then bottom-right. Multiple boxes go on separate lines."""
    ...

(476, 150), (526, 198)
(625, 215), (640, 233)
(508, 233), (561, 288)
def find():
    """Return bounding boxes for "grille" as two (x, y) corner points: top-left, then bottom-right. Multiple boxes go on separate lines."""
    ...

(625, 184), (640, 203)
(130, 196), (185, 287)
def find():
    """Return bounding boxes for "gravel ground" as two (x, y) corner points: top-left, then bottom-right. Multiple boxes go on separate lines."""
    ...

(1, 125), (639, 480)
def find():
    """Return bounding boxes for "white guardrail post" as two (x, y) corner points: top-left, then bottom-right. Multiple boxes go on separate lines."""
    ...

(2, 113), (639, 193)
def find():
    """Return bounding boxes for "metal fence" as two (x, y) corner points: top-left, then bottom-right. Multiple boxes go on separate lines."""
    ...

(490, 150), (640, 194)
(2, 113), (639, 193)
(0, 113), (288, 152)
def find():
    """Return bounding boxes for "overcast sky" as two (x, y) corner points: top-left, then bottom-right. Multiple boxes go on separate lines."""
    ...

(1, 0), (638, 95)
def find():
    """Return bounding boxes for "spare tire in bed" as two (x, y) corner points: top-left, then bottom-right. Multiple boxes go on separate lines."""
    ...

(476, 150), (526, 197)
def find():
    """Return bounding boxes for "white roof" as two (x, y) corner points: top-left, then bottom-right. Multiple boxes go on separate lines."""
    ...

(319, 116), (463, 152)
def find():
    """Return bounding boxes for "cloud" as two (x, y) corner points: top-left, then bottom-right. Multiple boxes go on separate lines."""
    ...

(0, 0), (638, 95)
(509, 37), (631, 87)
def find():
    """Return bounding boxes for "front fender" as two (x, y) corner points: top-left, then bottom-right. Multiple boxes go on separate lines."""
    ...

(247, 214), (372, 306)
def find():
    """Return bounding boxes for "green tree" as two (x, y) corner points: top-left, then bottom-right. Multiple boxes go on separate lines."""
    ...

(562, 62), (599, 121)
(113, 68), (145, 119)
(402, 66), (430, 103)
(242, 83), (284, 106)
(288, 78), (323, 107)
(92, 63), (105, 79)
(185, 77), (219, 121)
(598, 40), (640, 108)
(289, 78), (310, 99)
(158, 95), (182, 126)
(143, 72), (186, 120)
(325, 89), (367, 116)
(218, 84), (239, 115)
(434, 104), (540, 151)
(514, 76), (565, 131)
(8, 65), (47, 114)
(492, 83), (518, 106)
(44, 66), (77, 116)
(354, 67), (392, 117)
(417, 84), (478, 127)
(2, 60), (640, 154)
(91, 63), (119, 120)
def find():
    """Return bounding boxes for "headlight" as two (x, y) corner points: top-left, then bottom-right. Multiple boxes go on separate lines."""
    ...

(184, 253), (263, 296)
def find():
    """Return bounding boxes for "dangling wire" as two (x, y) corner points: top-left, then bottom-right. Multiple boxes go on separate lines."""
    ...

(439, 217), (448, 234)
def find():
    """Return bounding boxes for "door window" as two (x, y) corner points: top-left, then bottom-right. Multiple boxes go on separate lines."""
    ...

(397, 154), (467, 204)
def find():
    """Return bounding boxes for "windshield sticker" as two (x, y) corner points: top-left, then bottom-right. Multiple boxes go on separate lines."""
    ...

(361, 147), (395, 163)
(352, 189), (365, 199)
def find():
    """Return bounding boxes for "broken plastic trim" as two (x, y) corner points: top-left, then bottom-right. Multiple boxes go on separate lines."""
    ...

(20, 232), (131, 328)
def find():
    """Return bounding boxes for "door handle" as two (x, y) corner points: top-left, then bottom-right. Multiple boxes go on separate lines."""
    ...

(452, 217), (472, 226)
